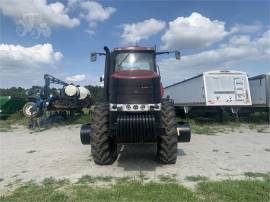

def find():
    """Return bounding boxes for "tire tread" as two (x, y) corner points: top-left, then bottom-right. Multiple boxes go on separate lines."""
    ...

(90, 103), (117, 165)
(157, 99), (178, 164)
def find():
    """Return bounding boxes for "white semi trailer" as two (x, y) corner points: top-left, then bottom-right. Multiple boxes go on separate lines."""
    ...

(249, 74), (270, 108)
(164, 70), (252, 118)
(240, 74), (270, 123)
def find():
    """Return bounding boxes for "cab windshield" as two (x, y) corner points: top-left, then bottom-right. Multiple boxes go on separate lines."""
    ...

(115, 52), (154, 71)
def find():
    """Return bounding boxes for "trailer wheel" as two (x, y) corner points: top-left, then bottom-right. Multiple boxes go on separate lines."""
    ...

(157, 99), (178, 164)
(22, 102), (41, 118)
(90, 102), (117, 165)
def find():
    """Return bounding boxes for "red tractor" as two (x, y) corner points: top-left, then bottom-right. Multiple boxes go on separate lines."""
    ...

(80, 46), (191, 165)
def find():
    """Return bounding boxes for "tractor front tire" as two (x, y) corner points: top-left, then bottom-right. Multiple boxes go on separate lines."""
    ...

(157, 99), (178, 164)
(90, 103), (117, 165)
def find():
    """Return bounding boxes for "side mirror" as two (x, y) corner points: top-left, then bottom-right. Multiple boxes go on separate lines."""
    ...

(99, 76), (104, 82)
(91, 52), (97, 62)
(175, 51), (181, 60)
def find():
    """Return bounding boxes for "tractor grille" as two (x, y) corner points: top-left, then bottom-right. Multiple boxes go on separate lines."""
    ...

(116, 114), (156, 143)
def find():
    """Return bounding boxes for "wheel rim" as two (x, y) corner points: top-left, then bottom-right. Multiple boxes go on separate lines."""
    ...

(24, 103), (38, 117)
(25, 105), (33, 116)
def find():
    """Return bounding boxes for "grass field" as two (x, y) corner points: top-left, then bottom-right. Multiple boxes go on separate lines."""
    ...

(0, 112), (28, 132)
(176, 112), (269, 135)
(1, 174), (269, 202)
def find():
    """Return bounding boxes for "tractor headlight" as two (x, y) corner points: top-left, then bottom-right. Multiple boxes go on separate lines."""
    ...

(126, 104), (131, 110)
(109, 103), (161, 111)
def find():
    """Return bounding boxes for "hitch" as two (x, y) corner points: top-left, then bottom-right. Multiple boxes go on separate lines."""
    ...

(177, 121), (191, 142)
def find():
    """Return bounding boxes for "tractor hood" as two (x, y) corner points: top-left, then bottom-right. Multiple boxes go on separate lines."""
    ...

(111, 70), (159, 79)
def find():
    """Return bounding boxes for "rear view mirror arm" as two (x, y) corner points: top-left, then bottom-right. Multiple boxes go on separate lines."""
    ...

(90, 52), (106, 62)
(96, 53), (106, 56)
(156, 51), (181, 60)
(156, 51), (179, 55)
(155, 51), (171, 55)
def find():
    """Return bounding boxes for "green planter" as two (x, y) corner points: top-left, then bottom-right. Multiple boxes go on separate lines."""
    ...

(0, 96), (27, 119)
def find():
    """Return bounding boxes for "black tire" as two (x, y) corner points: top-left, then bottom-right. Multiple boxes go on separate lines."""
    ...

(80, 124), (91, 145)
(157, 99), (178, 164)
(90, 103), (117, 165)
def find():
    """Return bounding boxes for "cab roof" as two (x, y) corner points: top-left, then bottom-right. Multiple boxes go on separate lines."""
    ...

(113, 46), (155, 51)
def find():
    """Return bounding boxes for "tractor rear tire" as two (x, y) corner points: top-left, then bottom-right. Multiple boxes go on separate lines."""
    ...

(157, 99), (178, 164)
(90, 102), (117, 165)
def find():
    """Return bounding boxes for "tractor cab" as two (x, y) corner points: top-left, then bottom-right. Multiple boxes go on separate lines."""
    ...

(109, 47), (161, 109)
(91, 46), (180, 108)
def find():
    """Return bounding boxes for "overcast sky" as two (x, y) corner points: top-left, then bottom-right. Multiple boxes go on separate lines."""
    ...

(0, 0), (269, 88)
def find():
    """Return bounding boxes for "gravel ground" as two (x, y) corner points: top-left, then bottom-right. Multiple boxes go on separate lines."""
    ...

(0, 124), (270, 193)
